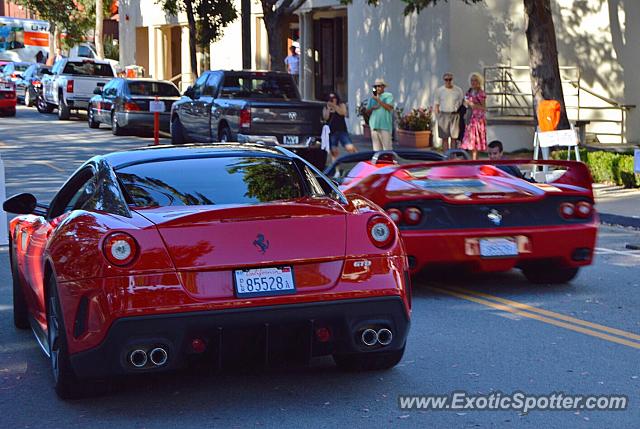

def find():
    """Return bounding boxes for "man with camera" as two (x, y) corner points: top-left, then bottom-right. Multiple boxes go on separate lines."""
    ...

(366, 78), (395, 151)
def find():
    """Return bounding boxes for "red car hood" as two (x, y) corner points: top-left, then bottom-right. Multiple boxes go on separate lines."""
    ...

(134, 198), (347, 270)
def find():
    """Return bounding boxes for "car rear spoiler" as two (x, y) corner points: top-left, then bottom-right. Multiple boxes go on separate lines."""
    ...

(324, 149), (446, 177)
(390, 159), (594, 191)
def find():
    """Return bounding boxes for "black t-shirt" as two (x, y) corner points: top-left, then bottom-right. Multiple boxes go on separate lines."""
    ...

(328, 109), (348, 133)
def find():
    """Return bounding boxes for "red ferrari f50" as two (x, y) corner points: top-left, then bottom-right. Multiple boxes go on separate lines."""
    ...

(6, 144), (411, 398)
(326, 150), (598, 284)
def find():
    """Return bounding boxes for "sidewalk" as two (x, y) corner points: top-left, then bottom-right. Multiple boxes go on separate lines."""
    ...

(337, 134), (640, 229)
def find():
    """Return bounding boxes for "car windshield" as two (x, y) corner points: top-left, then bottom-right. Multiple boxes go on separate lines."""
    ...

(127, 81), (180, 97)
(117, 156), (307, 207)
(220, 75), (298, 100)
(62, 61), (114, 77)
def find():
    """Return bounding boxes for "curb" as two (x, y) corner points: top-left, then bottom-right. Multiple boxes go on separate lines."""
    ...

(599, 213), (640, 229)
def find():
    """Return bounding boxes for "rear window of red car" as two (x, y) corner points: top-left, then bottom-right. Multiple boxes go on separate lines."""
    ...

(116, 156), (306, 207)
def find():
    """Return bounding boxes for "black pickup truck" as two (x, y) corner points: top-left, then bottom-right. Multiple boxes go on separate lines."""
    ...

(170, 70), (327, 168)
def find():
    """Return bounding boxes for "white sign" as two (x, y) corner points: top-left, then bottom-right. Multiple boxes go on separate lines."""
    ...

(149, 100), (165, 113)
(536, 129), (578, 148)
(635, 149), (640, 174)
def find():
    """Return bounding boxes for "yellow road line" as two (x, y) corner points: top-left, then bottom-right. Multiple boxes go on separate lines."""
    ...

(428, 286), (640, 350)
(443, 285), (640, 342)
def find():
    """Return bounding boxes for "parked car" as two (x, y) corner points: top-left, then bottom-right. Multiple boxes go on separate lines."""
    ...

(325, 151), (598, 284)
(171, 70), (327, 168)
(88, 78), (180, 135)
(0, 61), (32, 85)
(5, 143), (411, 399)
(16, 63), (51, 106)
(38, 57), (116, 120)
(0, 79), (17, 116)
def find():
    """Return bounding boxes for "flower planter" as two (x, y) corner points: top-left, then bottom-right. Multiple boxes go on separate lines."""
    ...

(397, 129), (432, 148)
(363, 123), (371, 139)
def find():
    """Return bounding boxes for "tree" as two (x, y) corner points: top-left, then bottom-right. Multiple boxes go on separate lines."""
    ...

(260, 0), (306, 71)
(349, 0), (570, 128)
(157, 0), (238, 78)
(95, 0), (104, 59)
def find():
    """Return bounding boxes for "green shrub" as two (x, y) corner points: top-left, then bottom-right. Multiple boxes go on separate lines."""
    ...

(550, 149), (639, 188)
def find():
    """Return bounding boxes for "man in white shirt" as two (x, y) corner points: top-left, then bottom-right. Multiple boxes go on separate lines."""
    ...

(284, 46), (300, 86)
(434, 72), (464, 151)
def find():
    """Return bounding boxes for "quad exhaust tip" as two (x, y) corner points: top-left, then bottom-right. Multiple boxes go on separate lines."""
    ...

(377, 328), (393, 346)
(129, 349), (148, 368)
(149, 347), (168, 366)
(361, 328), (378, 346)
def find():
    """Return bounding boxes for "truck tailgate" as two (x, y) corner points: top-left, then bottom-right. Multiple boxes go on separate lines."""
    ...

(248, 101), (323, 137)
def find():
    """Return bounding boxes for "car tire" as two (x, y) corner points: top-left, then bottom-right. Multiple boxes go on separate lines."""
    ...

(170, 115), (186, 144)
(111, 111), (124, 136)
(47, 276), (110, 399)
(10, 242), (30, 330)
(522, 265), (579, 284)
(58, 97), (71, 120)
(218, 126), (232, 143)
(24, 88), (31, 107)
(36, 95), (54, 113)
(7, 107), (16, 117)
(333, 345), (405, 371)
(88, 104), (100, 129)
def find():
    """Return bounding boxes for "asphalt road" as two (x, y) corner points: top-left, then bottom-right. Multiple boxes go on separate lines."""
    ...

(0, 106), (639, 428)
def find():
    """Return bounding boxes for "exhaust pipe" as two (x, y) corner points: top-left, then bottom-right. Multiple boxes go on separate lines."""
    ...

(129, 349), (148, 368)
(377, 328), (393, 346)
(361, 329), (378, 346)
(149, 347), (168, 366)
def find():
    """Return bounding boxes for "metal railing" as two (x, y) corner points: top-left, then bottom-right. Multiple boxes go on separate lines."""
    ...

(484, 65), (633, 144)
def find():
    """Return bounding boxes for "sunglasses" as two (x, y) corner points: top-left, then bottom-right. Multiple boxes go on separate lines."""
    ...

(444, 78), (453, 81)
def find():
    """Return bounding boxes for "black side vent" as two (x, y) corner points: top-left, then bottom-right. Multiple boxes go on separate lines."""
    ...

(73, 296), (89, 338)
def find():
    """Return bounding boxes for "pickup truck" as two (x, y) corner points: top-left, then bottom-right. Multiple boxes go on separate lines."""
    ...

(39, 57), (116, 120)
(170, 70), (327, 168)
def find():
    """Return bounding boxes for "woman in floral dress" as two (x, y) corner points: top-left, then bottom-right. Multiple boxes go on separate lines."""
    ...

(461, 72), (487, 160)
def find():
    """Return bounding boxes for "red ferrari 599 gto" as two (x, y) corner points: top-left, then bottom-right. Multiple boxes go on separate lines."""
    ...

(326, 150), (598, 284)
(6, 144), (411, 398)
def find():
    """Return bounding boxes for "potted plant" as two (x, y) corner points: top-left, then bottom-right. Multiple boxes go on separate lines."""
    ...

(357, 99), (372, 139)
(396, 107), (433, 148)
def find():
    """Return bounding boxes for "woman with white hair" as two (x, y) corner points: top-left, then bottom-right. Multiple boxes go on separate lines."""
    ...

(461, 72), (487, 160)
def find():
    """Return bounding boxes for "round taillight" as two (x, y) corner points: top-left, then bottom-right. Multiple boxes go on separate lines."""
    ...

(102, 232), (138, 266)
(387, 208), (402, 224)
(575, 201), (593, 218)
(559, 202), (576, 219)
(367, 216), (395, 248)
(404, 207), (422, 225)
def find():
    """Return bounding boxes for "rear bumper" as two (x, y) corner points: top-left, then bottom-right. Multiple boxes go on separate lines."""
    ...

(118, 111), (171, 132)
(65, 97), (90, 110)
(404, 222), (598, 273)
(69, 296), (410, 378)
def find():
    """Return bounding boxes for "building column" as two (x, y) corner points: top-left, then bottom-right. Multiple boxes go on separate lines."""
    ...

(148, 26), (166, 79)
(300, 12), (314, 100)
(181, 25), (194, 89)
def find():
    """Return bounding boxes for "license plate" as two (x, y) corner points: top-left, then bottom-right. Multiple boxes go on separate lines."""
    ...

(283, 135), (299, 145)
(479, 238), (518, 257)
(234, 266), (296, 297)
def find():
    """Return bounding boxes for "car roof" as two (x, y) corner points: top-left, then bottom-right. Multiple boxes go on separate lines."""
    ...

(101, 143), (288, 169)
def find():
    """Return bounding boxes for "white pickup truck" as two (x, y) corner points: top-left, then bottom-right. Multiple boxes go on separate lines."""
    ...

(39, 57), (116, 120)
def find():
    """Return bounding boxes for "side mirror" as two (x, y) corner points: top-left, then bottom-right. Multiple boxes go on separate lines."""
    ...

(3, 193), (37, 214)
(184, 86), (195, 99)
(93, 87), (102, 95)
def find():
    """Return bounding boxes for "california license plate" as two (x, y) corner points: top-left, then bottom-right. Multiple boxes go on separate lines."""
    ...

(479, 238), (518, 257)
(283, 135), (299, 145)
(234, 266), (296, 297)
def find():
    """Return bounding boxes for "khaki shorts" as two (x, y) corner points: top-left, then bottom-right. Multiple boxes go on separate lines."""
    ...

(437, 112), (460, 139)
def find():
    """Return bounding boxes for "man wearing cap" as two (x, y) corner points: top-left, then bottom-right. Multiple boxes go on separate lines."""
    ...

(366, 78), (395, 151)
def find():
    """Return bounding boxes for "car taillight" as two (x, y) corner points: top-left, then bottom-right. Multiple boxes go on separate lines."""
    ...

(11, 72), (18, 78)
(386, 208), (402, 224)
(367, 215), (395, 248)
(403, 207), (422, 225)
(66, 80), (74, 93)
(575, 201), (593, 218)
(124, 101), (141, 112)
(32, 79), (41, 86)
(559, 202), (575, 219)
(102, 232), (138, 266)
(240, 108), (251, 128)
